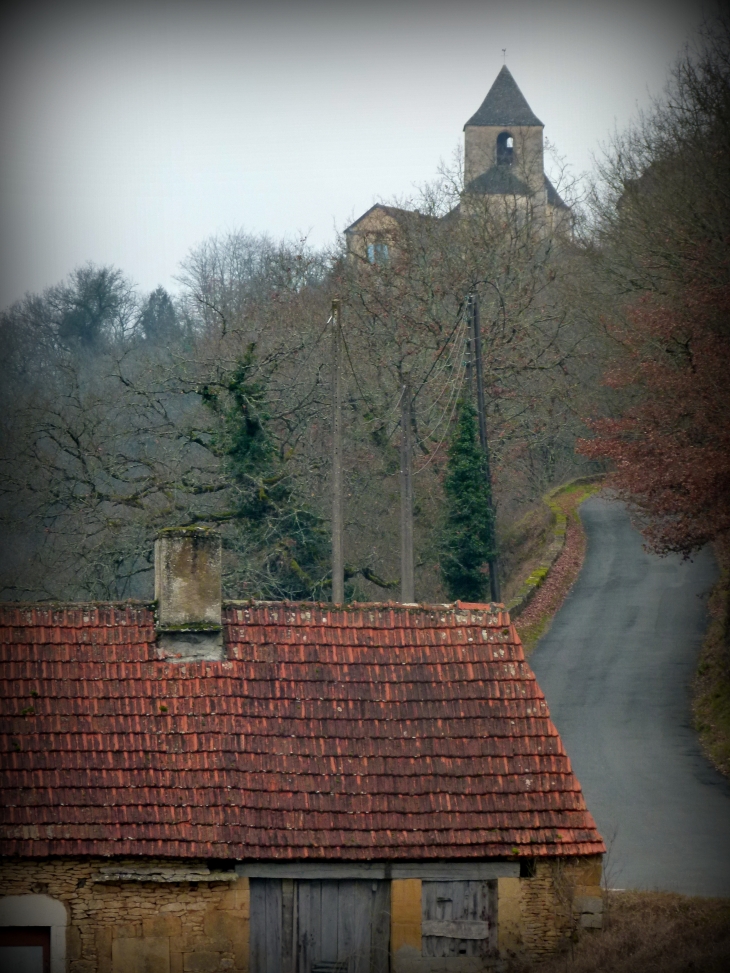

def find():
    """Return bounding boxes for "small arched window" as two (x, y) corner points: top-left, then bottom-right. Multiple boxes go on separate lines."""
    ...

(496, 131), (514, 165)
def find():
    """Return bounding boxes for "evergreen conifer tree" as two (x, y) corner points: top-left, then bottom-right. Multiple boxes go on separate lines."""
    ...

(440, 400), (495, 601)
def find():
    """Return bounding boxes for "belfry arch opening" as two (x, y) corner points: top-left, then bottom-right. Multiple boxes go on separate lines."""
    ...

(496, 131), (514, 165)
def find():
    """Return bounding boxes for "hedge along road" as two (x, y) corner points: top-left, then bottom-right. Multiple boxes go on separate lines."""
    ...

(530, 495), (730, 896)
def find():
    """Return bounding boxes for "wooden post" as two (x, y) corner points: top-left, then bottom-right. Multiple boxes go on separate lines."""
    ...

(400, 379), (415, 604)
(331, 299), (345, 604)
(471, 293), (501, 603)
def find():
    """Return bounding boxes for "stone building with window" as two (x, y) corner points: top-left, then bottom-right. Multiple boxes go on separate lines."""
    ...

(345, 66), (570, 263)
(0, 528), (603, 972)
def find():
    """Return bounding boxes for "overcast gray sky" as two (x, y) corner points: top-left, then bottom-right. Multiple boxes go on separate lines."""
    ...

(0, 0), (717, 309)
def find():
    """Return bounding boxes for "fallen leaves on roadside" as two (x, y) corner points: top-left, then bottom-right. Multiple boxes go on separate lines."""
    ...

(515, 494), (590, 651)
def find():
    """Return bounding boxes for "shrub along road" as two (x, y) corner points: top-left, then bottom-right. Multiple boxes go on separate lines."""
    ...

(530, 495), (730, 896)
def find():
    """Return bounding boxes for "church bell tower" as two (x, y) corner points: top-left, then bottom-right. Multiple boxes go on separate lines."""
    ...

(463, 66), (546, 205)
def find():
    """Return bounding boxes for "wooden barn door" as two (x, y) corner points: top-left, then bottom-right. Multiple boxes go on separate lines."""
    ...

(295, 879), (390, 973)
(250, 878), (390, 973)
(250, 880), (285, 973)
(421, 880), (497, 958)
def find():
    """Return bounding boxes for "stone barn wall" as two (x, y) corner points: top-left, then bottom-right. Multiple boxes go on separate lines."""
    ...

(1, 854), (602, 971)
(0, 857), (250, 973)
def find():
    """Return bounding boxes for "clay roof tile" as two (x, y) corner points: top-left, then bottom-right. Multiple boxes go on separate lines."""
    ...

(0, 600), (604, 860)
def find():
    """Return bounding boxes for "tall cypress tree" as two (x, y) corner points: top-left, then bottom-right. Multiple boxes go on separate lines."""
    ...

(440, 400), (495, 602)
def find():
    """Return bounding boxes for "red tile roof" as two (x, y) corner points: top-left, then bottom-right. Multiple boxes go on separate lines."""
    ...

(0, 601), (604, 861)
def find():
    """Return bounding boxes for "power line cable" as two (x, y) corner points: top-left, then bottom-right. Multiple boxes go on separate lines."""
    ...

(413, 352), (467, 476)
(413, 318), (469, 432)
(339, 317), (410, 431)
(411, 301), (468, 406)
(410, 322), (466, 445)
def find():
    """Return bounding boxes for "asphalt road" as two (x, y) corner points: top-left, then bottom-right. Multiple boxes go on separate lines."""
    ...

(530, 495), (730, 896)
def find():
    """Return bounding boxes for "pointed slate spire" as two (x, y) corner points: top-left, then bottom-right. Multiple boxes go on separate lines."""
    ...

(464, 65), (543, 128)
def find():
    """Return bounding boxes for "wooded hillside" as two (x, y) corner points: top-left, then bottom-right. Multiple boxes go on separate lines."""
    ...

(2, 21), (727, 604)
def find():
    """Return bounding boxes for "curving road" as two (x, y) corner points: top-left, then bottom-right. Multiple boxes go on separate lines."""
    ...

(530, 495), (730, 896)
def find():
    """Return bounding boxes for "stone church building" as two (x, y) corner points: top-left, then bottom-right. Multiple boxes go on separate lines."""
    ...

(345, 65), (569, 263)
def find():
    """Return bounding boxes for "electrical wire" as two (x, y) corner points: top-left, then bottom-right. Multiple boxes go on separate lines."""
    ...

(336, 299), (471, 453)
(412, 318), (468, 432)
(411, 301), (468, 405)
(377, 318), (468, 466)
(416, 340), (464, 453)
(339, 318), (410, 432)
(413, 349), (467, 476)
(411, 317), (469, 442)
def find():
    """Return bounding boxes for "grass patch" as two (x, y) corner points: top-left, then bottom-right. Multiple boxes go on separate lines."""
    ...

(500, 504), (554, 606)
(548, 479), (602, 513)
(514, 890), (730, 973)
(514, 482), (601, 653)
(693, 536), (730, 778)
(517, 616), (551, 653)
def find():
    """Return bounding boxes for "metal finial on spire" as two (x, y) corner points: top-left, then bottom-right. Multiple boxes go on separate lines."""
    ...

(502, 48), (507, 63)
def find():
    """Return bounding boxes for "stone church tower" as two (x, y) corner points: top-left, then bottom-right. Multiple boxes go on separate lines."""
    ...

(345, 66), (567, 259)
(464, 65), (546, 201)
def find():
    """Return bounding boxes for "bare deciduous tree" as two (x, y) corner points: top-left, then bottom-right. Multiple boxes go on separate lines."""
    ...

(578, 18), (730, 556)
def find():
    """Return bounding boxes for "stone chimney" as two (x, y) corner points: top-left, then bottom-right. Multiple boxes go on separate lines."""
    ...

(154, 527), (223, 661)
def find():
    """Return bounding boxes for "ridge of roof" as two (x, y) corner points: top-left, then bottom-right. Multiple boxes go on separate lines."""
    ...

(0, 597), (509, 612)
(0, 598), (503, 621)
(464, 65), (543, 129)
(344, 203), (417, 234)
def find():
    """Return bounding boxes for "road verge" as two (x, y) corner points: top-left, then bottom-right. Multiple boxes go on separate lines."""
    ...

(507, 477), (603, 653)
(511, 890), (730, 972)
(693, 537), (730, 778)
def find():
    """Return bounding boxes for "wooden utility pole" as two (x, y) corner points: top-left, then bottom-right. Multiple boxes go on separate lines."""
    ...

(331, 299), (344, 604)
(400, 379), (415, 604)
(471, 292), (501, 603)
(464, 303), (474, 395)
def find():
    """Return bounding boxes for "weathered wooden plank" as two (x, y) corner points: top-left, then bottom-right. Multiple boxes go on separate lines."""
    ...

(370, 880), (391, 973)
(422, 880), (495, 959)
(265, 878), (283, 971)
(302, 882), (324, 963)
(320, 880), (339, 961)
(236, 861), (519, 880)
(487, 880), (498, 954)
(337, 881), (356, 967)
(96, 864), (237, 883)
(250, 880), (266, 973)
(422, 919), (491, 940)
(449, 881), (467, 956)
(281, 879), (294, 973)
(351, 881), (372, 973)
(392, 862), (518, 880)
(238, 863), (388, 880)
(421, 881), (438, 918)
(295, 879), (312, 973)
(422, 881), (444, 958)
(250, 879), (283, 973)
